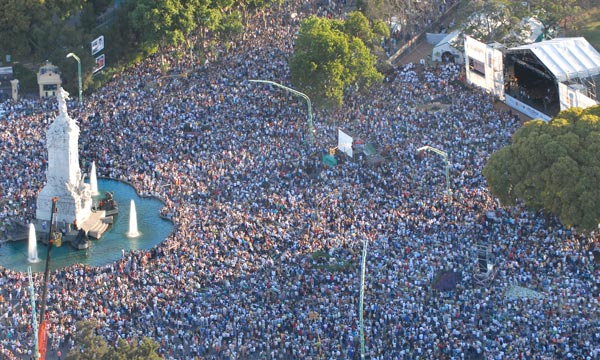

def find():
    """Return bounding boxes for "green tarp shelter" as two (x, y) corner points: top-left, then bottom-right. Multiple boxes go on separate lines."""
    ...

(322, 154), (337, 167)
(363, 143), (377, 156)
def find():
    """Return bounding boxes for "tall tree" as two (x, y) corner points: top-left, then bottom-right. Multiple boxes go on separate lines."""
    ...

(218, 10), (243, 42)
(356, 0), (392, 22)
(289, 15), (383, 109)
(0, 0), (84, 60)
(483, 106), (600, 232)
(65, 321), (109, 360)
(130, 0), (195, 50)
(530, 0), (581, 36)
(462, 0), (520, 43)
(343, 11), (390, 59)
(344, 11), (375, 46)
(191, 0), (223, 35)
(65, 321), (161, 360)
(450, 0), (555, 52)
(0, 0), (38, 58)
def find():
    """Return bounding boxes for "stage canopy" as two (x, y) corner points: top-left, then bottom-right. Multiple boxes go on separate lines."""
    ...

(510, 37), (600, 82)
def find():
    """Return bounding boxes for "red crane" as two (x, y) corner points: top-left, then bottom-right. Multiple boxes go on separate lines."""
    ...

(38, 197), (60, 360)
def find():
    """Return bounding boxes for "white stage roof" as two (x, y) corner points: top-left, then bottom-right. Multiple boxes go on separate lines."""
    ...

(510, 37), (600, 82)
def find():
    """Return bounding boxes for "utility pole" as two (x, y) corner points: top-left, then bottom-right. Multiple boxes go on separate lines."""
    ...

(359, 237), (368, 359)
(28, 267), (39, 360)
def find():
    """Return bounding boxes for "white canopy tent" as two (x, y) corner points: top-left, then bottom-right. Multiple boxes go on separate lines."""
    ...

(510, 37), (600, 82)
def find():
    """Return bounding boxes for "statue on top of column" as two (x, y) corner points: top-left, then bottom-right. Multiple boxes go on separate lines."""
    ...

(57, 87), (70, 118)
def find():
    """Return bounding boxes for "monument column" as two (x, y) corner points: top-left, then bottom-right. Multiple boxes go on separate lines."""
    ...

(36, 88), (92, 225)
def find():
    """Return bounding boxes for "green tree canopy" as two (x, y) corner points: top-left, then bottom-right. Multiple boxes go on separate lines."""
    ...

(65, 320), (109, 360)
(103, 337), (162, 360)
(344, 11), (374, 45)
(355, 0), (411, 24)
(130, 0), (196, 48)
(457, 0), (584, 47)
(218, 10), (243, 41)
(289, 15), (383, 109)
(483, 106), (600, 231)
(531, 0), (581, 36)
(343, 11), (390, 49)
(0, 0), (86, 60)
(461, 0), (524, 45)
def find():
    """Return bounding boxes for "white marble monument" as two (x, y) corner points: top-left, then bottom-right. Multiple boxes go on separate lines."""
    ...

(36, 87), (92, 225)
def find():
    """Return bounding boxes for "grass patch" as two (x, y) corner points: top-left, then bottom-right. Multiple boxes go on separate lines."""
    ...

(568, 7), (600, 50)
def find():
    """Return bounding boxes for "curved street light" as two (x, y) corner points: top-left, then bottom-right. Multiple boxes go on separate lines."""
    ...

(249, 79), (315, 145)
(66, 52), (82, 105)
(417, 145), (451, 203)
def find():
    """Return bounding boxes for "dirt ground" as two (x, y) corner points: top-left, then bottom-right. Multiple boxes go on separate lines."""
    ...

(394, 40), (435, 66)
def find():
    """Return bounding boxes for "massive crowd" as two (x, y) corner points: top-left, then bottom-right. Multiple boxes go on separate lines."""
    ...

(1, 0), (599, 359)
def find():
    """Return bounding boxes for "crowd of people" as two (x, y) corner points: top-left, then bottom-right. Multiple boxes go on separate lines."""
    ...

(0, 0), (599, 359)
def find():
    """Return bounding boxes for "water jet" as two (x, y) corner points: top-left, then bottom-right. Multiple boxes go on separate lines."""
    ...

(27, 223), (39, 263)
(90, 161), (99, 196)
(127, 200), (140, 238)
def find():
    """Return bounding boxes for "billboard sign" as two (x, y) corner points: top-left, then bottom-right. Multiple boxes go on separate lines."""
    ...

(93, 54), (105, 74)
(91, 35), (104, 56)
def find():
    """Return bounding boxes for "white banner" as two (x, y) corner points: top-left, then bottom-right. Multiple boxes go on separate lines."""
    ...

(0, 66), (12, 76)
(505, 95), (551, 121)
(338, 129), (353, 158)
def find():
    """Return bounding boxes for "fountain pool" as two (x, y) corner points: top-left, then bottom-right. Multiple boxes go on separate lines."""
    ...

(0, 179), (174, 272)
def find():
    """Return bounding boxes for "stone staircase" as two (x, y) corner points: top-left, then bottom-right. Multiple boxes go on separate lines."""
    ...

(80, 210), (113, 239)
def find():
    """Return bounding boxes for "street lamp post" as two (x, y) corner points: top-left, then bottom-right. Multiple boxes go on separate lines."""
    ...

(359, 236), (368, 359)
(66, 53), (82, 105)
(417, 145), (451, 203)
(249, 79), (315, 145)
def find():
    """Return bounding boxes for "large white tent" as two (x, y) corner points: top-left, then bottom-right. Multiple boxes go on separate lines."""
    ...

(510, 37), (600, 82)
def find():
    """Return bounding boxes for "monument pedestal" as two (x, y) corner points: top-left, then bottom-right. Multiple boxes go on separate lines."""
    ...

(37, 186), (92, 225)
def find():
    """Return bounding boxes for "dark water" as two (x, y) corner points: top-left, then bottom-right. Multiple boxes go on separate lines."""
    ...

(0, 179), (174, 272)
